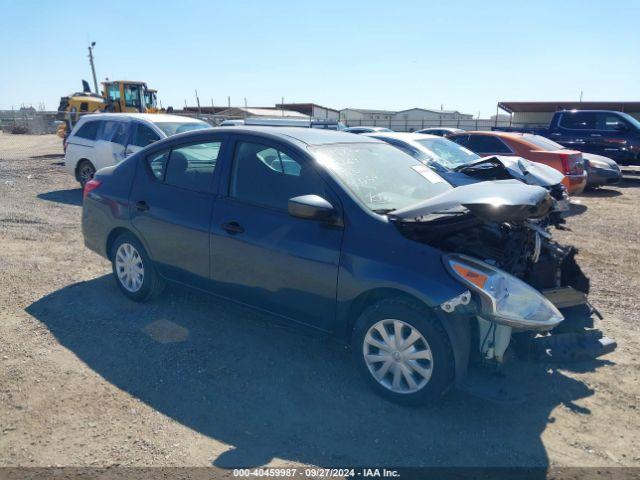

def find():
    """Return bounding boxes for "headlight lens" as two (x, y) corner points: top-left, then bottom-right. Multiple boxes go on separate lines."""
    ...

(445, 254), (564, 330)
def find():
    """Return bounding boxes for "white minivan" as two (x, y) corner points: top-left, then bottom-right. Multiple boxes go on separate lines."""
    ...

(64, 113), (210, 186)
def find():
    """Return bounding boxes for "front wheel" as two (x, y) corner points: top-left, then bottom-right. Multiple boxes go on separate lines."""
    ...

(352, 298), (455, 405)
(111, 233), (164, 302)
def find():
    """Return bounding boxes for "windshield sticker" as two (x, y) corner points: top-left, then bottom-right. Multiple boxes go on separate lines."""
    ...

(411, 165), (445, 183)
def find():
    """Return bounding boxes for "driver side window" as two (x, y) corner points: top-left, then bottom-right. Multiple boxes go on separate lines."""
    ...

(599, 114), (628, 132)
(230, 141), (327, 210)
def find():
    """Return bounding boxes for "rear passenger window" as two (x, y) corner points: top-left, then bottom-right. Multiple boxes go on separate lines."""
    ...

(230, 141), (326, 210)
(164, 142), (220, 192)
(113, 123), (129, 146)
(449, 135), (469, 147)
(465, 135), (512, 154)
(74, 121), (99, 140)
(147, 150), (169, 181)
(101, 121), (129, 146)
(131, 123), (160, 147)
(559, 112), (597, 130)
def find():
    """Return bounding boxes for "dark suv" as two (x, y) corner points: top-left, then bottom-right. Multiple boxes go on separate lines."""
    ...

(82, 127), (614, 404)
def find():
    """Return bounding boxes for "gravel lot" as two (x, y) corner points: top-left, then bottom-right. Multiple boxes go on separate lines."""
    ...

(0, 133), (639, 470)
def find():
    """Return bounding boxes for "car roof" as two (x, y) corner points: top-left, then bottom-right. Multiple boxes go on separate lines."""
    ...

(82, 113), (207, 124)
(363, 131), (440, 141)
(560, 109), (620, 114)
(199, 126), (382, 146)
(455, 130), (524, 139)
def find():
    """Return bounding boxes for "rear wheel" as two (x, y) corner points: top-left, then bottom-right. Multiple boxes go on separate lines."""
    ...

(352, 298), (454, 405)
(111, 233), (164, 301)
(77, 160), (96, 187)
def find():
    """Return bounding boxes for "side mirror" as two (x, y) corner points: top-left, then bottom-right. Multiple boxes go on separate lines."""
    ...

(288, 195), (337, 221)
(615, 123), (628, 132)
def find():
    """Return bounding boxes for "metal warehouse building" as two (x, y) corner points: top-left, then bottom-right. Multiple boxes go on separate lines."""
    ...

(498, 101), (640, 126)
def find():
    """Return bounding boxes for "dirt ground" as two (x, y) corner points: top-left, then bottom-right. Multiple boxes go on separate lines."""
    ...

(0, 132), (639, 470)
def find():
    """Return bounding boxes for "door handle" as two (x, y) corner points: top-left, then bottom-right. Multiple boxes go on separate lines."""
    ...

(135, 200), (150, 212)
(222, 221), (244, 234)
(590, 134), (602, 137)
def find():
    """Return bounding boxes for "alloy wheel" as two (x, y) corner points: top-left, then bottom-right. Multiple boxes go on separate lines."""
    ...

(79, 163), (95, 185)
(363, 319), (433, 394)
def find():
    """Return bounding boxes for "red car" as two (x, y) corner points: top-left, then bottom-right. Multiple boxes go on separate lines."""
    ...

(448, 131), (587, 194)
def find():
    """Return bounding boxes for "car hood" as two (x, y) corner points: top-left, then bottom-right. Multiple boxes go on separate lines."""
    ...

(389, 179), (553, 223)
(460, 155), (565, 187)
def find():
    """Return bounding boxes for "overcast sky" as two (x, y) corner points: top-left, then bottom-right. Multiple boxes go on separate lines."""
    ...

(2, 0), (639, 117)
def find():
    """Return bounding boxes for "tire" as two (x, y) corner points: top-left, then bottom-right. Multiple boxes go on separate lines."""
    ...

(111, 233), (165, 302)
(352, 298), (455, 405)
(77, 160), (96, 187)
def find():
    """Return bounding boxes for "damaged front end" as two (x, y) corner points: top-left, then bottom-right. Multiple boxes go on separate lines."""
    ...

(452, 156), (570, 226)
(389, 180), (616, 367)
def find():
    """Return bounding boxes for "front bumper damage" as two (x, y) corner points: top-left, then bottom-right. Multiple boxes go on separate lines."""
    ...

(441, 285), (617, 373)
(451, 288), (617, 403)
(518, 287), (617, 363)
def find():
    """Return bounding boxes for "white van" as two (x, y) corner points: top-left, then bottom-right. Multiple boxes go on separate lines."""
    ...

(64, 113), (210, 186)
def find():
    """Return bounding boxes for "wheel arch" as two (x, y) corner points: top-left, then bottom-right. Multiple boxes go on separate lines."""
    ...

(346, 288), (422, 339)
(346, 287), (471, 386)
(105, 227), (137, 260)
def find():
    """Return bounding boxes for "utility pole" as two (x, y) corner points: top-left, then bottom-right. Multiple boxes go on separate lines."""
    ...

(579, 91), (584, 102)
(195, 89), (202, 116)
(88, 42), (98, 94)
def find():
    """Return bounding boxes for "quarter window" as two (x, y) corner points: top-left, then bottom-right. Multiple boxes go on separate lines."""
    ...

(147, 150), (169, 181)
(230, 141), (326, 210)
(74, 121), (100, 140)
(164, 142), (221, 192)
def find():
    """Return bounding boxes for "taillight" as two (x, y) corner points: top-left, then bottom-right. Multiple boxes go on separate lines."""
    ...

(558, 153), (583, 175)
(83, 179), (102, 199)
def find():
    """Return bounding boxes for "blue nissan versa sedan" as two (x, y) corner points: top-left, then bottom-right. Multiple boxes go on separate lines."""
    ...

(82, 127), (615, 404)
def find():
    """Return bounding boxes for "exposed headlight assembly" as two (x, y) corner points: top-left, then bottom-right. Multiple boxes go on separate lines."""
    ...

(444, 254), (564, 331)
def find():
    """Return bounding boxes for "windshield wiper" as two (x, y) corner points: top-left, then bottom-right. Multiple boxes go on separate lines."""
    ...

(372, 208), (395, 215)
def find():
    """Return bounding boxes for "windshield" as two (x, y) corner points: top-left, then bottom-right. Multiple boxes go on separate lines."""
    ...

(123, 84), (143, 108)
(416, 137), (480, 168)
(522, 135), (565, 151)
(154, 122), (210, 136)
(619, 112), (640, 130)
(312, 143), (451, 213)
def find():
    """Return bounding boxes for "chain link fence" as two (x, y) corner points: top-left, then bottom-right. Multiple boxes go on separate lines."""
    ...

(339, 117), (514, 132)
